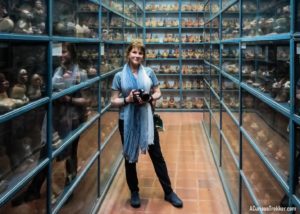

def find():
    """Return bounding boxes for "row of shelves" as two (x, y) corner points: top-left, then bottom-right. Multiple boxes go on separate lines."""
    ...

(202, 0), (300, 213)
(0, 0), (144, 213)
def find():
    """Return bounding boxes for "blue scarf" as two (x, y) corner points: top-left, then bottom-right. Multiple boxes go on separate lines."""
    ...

(121, 63), (154, 163)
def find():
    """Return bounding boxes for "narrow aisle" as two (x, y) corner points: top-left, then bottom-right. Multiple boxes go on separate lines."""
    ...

(98, 113), (230, 214)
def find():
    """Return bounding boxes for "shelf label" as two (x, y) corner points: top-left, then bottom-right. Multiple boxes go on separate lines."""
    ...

(297, 43), (300, 55)
(52, 43), (62, 56)
(101, 43), (104, 56)
(241, 43), (246, 49)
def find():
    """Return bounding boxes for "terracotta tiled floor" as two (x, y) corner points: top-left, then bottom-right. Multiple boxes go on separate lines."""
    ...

(98, 112), (230, 214)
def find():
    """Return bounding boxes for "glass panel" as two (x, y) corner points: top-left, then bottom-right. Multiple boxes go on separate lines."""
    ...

(182, 91), (205, 110)
(222, 2), (239, 40)
(51, 83), (97, 152)
(156, 91), (180, 109)
(204, 22), (210, 43)
(221, 137), (239, 210)
(211, 44), (220, 67)
(145, 14), (179, 29)
(100, 76), (113, 109)
(0, 105), (47, 198)
(124, 0), (135, 20)
(210, 0), (220, 16)
(242, 91), (289, 180)
(211, 114), (220, 161)
(146, 61), (179, 75)
(211, 92), (220, 126)
(182, 45), (204, 60)
(243, 136), (286, 207)
(58, 161), (98, 214)
(145, 1), (179, 12)
(101, 44), (123, 75)
(241, 181), (259, 214)
(1, 175), (47, 212)
(53, 0), (98, 38)
(222, 111), (239, 159)
(211, 17), (220, 42)
(103, 13), (124, 42)
(51, 122), (99, 205)
(297, 1), (300, 32)
(0, 42), (47, 115)
(0, 0), (47, 35)
(203, 101), (210, 134)
(296, 42), (300, 116)
(100, 130), (122, 195)
(242, 0), (290, 37)
(295, 125), (300, 199)
(100, 110), (119, 144)
(222, 44), (239, 79)
(222, 76), (239, 120)
(182, 12), (204, 29)
(241, 41), (290, 107)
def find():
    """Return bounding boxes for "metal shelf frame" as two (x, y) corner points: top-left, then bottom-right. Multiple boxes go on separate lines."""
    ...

(203, 0), (300, 213)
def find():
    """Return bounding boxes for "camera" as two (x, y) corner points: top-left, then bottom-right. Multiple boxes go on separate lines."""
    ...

(133, 89), (150, 103)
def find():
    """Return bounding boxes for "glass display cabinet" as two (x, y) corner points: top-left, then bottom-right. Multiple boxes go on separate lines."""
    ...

(0, 0), (142, 213)
(203, 0), (300, 212)
(145, 0), (206, 111)
(242, 0), (290, 37)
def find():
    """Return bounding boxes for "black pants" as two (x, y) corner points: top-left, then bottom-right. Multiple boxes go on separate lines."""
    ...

(26, 137), (79, 195)
(119, 119), (173, 195)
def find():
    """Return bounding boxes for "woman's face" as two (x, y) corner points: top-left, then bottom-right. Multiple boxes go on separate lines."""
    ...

(61, 47), (72, 65)
(128, 47), (144, 67)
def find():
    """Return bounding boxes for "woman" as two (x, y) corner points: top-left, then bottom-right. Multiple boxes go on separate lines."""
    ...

(11, 42), (90, 206)
(111, 39), (183, 208)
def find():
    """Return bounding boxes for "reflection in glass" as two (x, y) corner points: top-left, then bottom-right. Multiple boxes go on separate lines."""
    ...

(0, 105), (46, 199)
(242, 92), (289, 180)
(52, 43), (97, 92)
(59, 161), (98, 213)
(242, 136), (286, 207)
(0, 176), (47, 213)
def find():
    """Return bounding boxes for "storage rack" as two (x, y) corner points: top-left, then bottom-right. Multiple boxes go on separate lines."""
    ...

(202, 0), (300, 213)
(0, 1), (143, 213)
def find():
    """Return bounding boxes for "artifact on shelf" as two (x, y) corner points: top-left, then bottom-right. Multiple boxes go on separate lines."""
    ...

(275, 81), (290, 103)
(0, 2), (14, 32)
(27, 73), (43, 101)
(168, 96), (176, 108)
(10, 69), (30, 105)
(0, 73), (23, 112)
(161, 97), (168, 108)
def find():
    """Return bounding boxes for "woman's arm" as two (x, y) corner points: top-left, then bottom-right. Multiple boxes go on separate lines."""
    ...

(151, 86), (161, 101)
(111, 90), (135, 107)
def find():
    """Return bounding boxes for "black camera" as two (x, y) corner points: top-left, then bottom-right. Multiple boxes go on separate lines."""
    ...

(133, 89), (150, 103)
